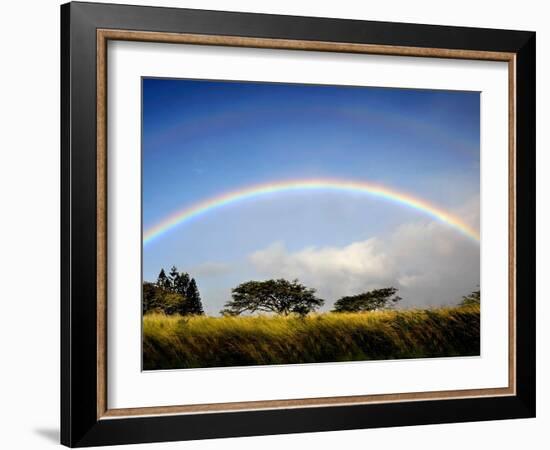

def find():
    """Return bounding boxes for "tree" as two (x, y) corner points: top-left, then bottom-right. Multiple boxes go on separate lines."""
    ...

(221, 279), (324, 316)
(161, 291), (187, 315)
(142, 281), (185, 315)
(460, 290), (480, 306)
(173, 271), (190, 298)
(156, 268), (170, 290)
(168, 265), (179, 289)
(145, 267), (204, 316)
(143, 282), (161, 314)
(182, 278), (204, 315)
(332, 287), (401, 313)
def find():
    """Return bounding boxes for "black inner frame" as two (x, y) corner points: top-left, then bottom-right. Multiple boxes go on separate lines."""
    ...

(61, 2), (535, 447)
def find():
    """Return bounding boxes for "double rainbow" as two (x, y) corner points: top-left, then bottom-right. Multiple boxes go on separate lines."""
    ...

(143, 178), (479, 246)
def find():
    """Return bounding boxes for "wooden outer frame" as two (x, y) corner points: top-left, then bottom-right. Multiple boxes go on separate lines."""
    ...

(96, 29), (517, 418)
(62, 2), (536, 447)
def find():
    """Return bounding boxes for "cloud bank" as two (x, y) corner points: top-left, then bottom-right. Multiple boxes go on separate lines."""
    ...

(249, 213), (479, 309)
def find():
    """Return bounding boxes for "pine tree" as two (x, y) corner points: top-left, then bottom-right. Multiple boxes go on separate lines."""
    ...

(154, 267), (203, 316)
(185, 278), (204, 315)
(173, 271), (190, 297)
(168, 266), (179, 291)
(156, 268), (170, 290)
(172, 270), (191, 316)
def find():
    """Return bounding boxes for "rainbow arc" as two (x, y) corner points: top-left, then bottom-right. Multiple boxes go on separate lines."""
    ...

(143, 178), (479, 246)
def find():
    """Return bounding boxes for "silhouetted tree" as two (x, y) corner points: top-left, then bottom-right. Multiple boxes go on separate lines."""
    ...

(173, 271), (190, 298)
(332, 287), (401, 313)
(145, 267), (204, 316)
(142, 281), (185, 315)
(221, 279), (324, 316)
(143, 282), (160, 314)
(168, 266), (179, 289)
(183, 278), (204, 315)
(460, 290), (480, 306)
(156, 268), (170, 290)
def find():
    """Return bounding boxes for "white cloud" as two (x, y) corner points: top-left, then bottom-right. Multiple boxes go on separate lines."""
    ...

(249, 214), (480, 309)
(250, 239), (397, 300)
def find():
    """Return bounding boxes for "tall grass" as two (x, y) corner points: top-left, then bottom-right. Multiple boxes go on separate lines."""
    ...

(142, 305), (480, 370)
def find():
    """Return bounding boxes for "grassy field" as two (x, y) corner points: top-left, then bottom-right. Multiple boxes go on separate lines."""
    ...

(142, 305), (480, 370)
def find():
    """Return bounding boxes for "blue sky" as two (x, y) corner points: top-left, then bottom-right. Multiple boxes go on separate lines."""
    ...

(142, 78), (480, 315)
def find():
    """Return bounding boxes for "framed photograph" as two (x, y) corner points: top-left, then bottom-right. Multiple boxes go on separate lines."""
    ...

(61, 2), (536, 447)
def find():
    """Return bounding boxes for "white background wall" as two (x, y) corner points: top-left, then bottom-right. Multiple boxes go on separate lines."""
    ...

(0, 0), (546, 448)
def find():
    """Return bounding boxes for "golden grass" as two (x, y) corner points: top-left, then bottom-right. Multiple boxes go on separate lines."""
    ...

(143, 305), (480, 370)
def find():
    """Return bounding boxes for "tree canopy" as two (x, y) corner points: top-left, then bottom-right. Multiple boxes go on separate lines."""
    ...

(220, 278), (324, 316)
(142, 267), (204, 316)
(460, 290), (480, 306)
(142, 282), (185, 315)
(332, 287), (401, 313)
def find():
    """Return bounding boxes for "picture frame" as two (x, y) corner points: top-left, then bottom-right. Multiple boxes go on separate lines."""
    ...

(61, 1), (535, 447)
